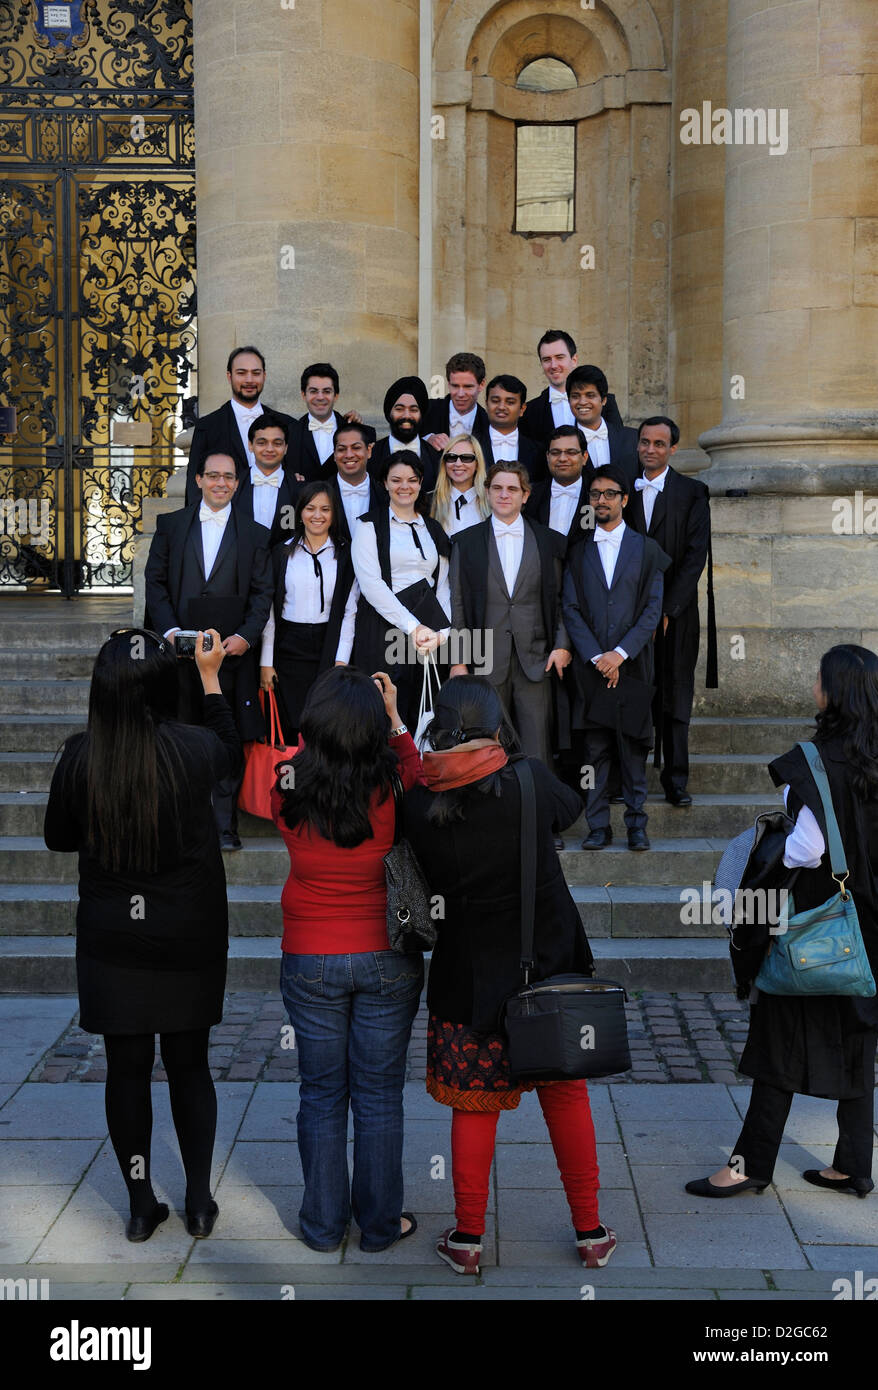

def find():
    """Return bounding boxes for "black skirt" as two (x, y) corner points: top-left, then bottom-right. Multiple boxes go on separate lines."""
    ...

(76, 949), (227, 1035)
(739, 991), (878, 1100)
(273, 618), (327, 736)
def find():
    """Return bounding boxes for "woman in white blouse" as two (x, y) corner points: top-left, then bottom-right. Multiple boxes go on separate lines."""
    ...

(430, 434), (491, 538)
(260, 482), (359, 737)
(351, 450), (452, 729)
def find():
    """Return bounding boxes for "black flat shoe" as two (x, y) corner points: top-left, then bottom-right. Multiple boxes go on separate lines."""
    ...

(126, 1202), (169, 1243)
(582, 827), (612, 850)
(685, 1176), (768, 1198)
(803, 1170), (873, 1198)
(627, 829), (650, 851)
(360, 1211), (418, 1252)
(185, 1199), (219, 1238)
(665, 790), (692, 807)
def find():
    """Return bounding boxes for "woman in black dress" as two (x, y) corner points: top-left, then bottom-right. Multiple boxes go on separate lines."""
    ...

(687, 644), (878, 1198)
(259, 481), (359, 738)
(44, 628), (241, 1241)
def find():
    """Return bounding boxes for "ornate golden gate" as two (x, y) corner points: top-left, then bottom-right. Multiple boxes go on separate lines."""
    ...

(0, 1), (195, 593)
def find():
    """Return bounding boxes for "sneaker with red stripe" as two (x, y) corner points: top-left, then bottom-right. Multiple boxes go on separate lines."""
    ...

(576, 1225), (617, 1268)
(436, 1228), (481, 1275)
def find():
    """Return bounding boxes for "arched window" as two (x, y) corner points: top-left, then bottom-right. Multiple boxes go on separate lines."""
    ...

(514, 58), (577, 232)
(516, 57), (578, 92)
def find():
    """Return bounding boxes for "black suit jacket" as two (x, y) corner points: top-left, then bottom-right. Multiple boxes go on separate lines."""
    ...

(482, 430), (547, 484)
(524, 476), (589, 553)
(520, 386), (623, 445)
(233, 469), (301, 548)
(325, 473), (387, 543)
(185, 400), (297, 506)
(289, 411), (378, 483)
(368, 436), (441, 494)
(422, 396), (491, 452)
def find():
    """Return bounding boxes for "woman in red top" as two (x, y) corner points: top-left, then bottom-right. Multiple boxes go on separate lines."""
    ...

(271, 666), (425, 1252)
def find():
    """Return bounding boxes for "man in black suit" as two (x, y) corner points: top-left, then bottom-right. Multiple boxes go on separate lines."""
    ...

(232, 413), (300, 547)
(562, 464), (669, 851)
(328, 422), (386, 541)
(144, 452), (274, 850)
(524, 426), (592, 553)
(185, 346), (297, 505)
(449, 462), (571, 772)
(566, 365), (639, 489)
(288, 362), (374, 483)
(368, 377), (441, 493)
(482, 374), (546, 484)
(520, 330), (623, 447)
(625, 416), (717, 807)
(423, 352), (491, 453)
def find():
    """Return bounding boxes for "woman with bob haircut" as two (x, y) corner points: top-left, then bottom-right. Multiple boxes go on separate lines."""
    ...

(44, 628), (241, 1242)
(271, 665), (425, 1252)
(687, 644), (878, 1199)
(430, 433), (491, 538)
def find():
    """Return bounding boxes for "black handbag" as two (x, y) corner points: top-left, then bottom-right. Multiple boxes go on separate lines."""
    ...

(502, 759), (632, 1081)
(383, 774), (438, 954)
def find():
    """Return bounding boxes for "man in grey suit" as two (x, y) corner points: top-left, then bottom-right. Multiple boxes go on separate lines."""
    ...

(449, 462), (571, 770)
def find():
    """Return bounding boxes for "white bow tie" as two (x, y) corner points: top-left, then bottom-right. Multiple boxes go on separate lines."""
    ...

(549, 388), (568, 404)
(635, 476), (662, 493)
(199, 506), (228, 527)
(308, 418), (334, 433)
(342, 480), (370, 495)
(252, 472), (281, 488)
(594, 528), (620, 545)
(551, 480), (578, 499)
(490, 427), (516, 445)
(583, 424), (608, 441)
(496, 522), (524, 538)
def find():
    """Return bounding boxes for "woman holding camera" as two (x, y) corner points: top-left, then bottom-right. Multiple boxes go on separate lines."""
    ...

(44, 629), (240, 1242)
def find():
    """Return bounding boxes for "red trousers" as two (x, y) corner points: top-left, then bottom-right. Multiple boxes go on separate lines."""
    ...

(450, 1079), (601, 1236)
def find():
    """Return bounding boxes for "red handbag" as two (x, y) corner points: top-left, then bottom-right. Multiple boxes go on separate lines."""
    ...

(237, 688), (294, 821)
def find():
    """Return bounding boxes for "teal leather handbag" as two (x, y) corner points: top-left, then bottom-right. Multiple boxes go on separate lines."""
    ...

(755, 742), (876, 998)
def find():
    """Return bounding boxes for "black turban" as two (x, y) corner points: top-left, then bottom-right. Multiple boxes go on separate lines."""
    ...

(383, 376), (429, 422)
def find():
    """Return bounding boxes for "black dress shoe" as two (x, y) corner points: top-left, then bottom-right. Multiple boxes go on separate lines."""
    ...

(553, 836), (565, 852)
(126, 1202), (169, 1243)
(685, 1176), (768, 1198)
(185, 1199), (219, 1238)
(627, 829), (650, 851)
(803, 1170), (874, 1198)
(220, 831), (242, 852)
(581, 827), (612, 850)
(665, 789), (692, 807)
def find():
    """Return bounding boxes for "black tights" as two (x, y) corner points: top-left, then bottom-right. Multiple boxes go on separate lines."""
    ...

(103, 1029), (216, 1217)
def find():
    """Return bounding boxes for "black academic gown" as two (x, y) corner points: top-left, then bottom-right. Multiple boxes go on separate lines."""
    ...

(325, 473), (387, 544)
(482, 431), (547, 484)
(422, 397), (491, 453)
(185, 401), (297, 505)
(524, 476), (589, 554)
(368, 436), (441, 494)
(520, 386), (623, 446)
(233, 469), (301, 547)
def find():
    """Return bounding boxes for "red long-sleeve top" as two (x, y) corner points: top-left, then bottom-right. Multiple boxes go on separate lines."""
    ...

(270, 733), (425, 955)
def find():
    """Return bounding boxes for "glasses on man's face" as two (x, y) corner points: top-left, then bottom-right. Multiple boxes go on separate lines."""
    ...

(548, 448), (582, 459)
(588, 488), (623, 501)
(203, 472), (236, 483)
(445, 452), (476, 464)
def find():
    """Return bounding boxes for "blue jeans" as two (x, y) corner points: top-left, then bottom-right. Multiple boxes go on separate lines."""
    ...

(280, 950), (423, 1250)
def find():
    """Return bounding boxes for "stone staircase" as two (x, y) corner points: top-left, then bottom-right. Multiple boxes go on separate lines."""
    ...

(0, 600), (813, 992)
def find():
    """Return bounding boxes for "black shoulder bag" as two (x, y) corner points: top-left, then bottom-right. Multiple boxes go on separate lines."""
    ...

(383, 774), (438, 954)
(502, 759), (632, 1081)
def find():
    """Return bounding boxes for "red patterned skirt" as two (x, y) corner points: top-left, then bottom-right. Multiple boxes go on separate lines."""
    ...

(426, 1012), (537, 1111)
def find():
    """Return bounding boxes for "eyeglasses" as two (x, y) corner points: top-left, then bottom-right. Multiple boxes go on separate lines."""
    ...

(588, 488), (623, 501)
(547, 448), (583, 459)
(202, 472), (236, 482)
(445, 452), (476, 463)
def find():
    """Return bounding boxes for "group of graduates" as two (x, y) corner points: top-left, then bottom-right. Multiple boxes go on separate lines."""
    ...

(144, 330), (717, 851)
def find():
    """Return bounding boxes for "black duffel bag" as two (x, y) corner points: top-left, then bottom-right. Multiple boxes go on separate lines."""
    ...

(502, 760), (632, 1082)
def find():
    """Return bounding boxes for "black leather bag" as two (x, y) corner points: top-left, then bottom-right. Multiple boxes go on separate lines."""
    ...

(502, 760), (632, 1081)
(384, 774), (437, 954)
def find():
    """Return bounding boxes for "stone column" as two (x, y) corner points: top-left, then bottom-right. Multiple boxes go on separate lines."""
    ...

(192, 0), (420, 424)
(699, 0), (878, 493)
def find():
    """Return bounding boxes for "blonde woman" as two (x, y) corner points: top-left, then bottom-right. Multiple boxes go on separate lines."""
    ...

(431, 434), (491, 538)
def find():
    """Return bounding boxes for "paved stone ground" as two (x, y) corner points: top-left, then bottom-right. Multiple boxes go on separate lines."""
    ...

(30, 990), (754, 1085)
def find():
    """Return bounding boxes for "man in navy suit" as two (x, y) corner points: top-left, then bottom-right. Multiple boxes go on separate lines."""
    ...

(482, 374), (546, 483)
(422, 352), (491, 454)
(566, 365), (639, 489)
(185, 346), (296, 505)
(232, 412), (301, 547)
(562, 464), (669, 851)
(520, 330), (623, 447)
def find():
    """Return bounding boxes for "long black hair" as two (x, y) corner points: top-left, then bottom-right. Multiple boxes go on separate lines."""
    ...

(814, 644), (878, 800)
(290, 480), (343, 550)
(423, 675), (519, 825)
(61, 629), (186, 873)
(276, 666), (399, 846)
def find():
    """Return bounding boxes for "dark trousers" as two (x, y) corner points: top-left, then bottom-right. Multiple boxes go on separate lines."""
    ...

(658, 712), (690, 795)
(178, 657), (242, 836)
(492, 653), (552, 767)
(731, 1079), (875, 1182)
(583, 725), (648, 831)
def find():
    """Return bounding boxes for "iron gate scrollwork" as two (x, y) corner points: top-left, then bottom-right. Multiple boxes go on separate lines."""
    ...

(0, 0), (195, 594)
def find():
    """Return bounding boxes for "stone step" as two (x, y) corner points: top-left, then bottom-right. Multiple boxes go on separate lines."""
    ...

(0, 935), (734, 994)
(0, 618), (121, 650)
(0, 789), (781, 839)
(647, 756), (779, 795)
(0, 753), (57, 791)
(0, 882), (733, 940)
(2, 835), (727, 887)
(0, 650), (94, 679)
(0, 681), (89, 715)
(684, 717), (812, 754)
(0, 716), (85, 753)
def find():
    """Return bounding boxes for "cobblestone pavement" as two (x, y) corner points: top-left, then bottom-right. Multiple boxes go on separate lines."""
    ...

(30, 991), (758, 1084)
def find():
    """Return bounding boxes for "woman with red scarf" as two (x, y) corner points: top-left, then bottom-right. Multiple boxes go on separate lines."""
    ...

(402, 675), (615, 1274)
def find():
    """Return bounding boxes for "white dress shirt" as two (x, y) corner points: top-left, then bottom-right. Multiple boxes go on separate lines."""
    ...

(231, 398), (262, 464)
(338, 475), (372, 538)
(260, 540), (359, 667)
(249, 464), (284, 531)
(352, 510), (451, 636)
(548, 477), (583, 536)
(581, 417), (610, 471)
(489, 427), (519, 462)
(635, 466), (668, 530)
(591, 522), (628, 661)
(549, 387), (576, 429)
(781, 786), (826, 869)
(448, 486), (480, 536)
(449, 403), (477, 436)
(389, 433), (421, 456)
(491, 514), (525, 596)
(163, 503), (233, 641)
(307, 413), (336, 466)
